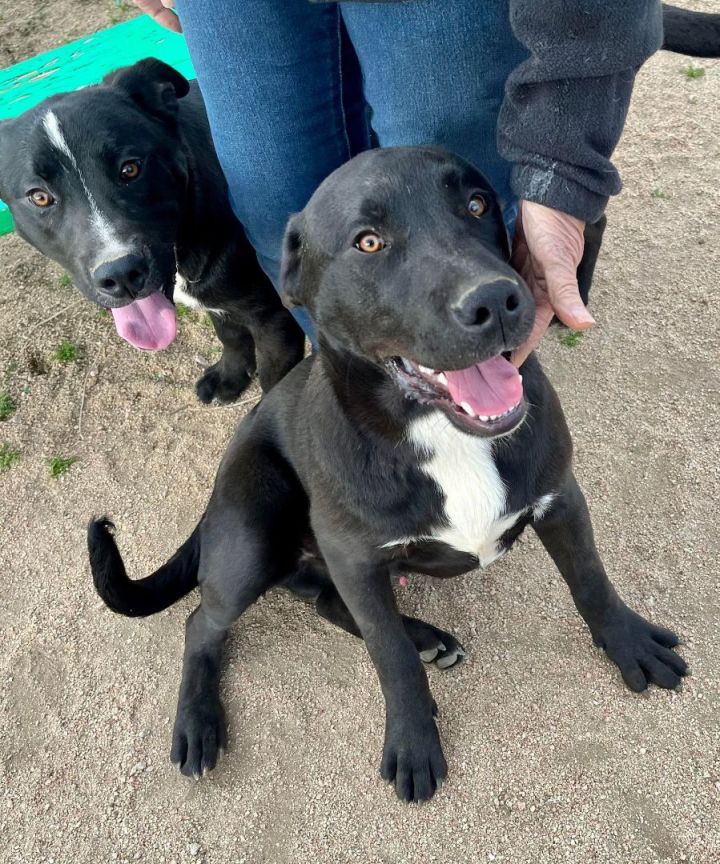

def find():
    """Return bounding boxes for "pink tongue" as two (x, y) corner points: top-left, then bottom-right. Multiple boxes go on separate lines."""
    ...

(443, 355), (523, 417)
(110, 292), (177, 351)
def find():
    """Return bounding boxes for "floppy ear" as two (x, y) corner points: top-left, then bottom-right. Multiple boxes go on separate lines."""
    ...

(103, 58), (190, 123)
(0, 117), (15, 198)
(280, 213), (309, 310)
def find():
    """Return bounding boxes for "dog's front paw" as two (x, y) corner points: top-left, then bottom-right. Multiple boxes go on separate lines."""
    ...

(195, 360), (254, 404)
(380, 717), (447, 802)
(594, 606), (689, 692)
(170, 698), (227, 778)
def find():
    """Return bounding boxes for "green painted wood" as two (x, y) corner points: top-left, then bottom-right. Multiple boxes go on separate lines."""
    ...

(0, 205), (13, 235)
(0, 16), (195, 236)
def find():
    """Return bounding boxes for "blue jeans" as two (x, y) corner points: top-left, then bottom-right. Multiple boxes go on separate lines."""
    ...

(176, 0), (526, 336)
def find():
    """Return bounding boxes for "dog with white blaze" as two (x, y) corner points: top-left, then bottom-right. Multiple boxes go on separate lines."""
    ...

(0, 59), (304, 403)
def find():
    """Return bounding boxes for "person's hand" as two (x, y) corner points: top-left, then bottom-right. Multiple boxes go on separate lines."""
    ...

(133, 0), (182, 33)
(510, 200), (594, 366)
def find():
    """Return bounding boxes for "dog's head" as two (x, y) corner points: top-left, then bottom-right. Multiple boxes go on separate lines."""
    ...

(0, 59), (192, 350)
(281, 147), (535, 437)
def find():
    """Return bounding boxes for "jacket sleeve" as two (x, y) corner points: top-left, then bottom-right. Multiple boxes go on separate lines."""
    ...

(498, 0), (663, 222)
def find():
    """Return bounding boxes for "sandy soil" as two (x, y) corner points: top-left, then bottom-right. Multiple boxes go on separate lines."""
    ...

(1, 2), (719, 863)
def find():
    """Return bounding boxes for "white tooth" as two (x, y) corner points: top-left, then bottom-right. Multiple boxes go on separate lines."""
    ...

(401, 358), (413, 373)
(478, 415), (490, 422)
(436, 373), (448, 386)
(490, 414), (499, 421)
(519, 375), (523, 383)
(418, 365), (433, 375)
(460, 401), (475, 416)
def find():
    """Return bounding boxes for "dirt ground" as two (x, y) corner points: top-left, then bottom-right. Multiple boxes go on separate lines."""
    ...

(1, 2), (719, 863)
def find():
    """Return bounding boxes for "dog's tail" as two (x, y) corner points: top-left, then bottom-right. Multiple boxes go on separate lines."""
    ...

(662, 4), (720, 58)
(87, 518), (200, 617)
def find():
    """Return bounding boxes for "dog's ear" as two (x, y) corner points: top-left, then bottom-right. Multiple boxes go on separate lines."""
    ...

(0, 118), (14, 197)
(280, 213), (310, 310)
(103, 58), (190, 123)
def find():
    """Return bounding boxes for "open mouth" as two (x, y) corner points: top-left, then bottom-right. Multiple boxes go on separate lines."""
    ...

(386, 353), (526, 436)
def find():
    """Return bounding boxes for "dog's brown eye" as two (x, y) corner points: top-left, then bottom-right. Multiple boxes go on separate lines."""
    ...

(28, 189), (55, 208)
(355, 231), (385, 254)
(468, 194), (487, 218)
(120, 160), (142, 181)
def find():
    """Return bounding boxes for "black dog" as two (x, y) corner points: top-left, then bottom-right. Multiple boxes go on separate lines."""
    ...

(3, 4), (718, 399)
(89, 147), (688, 802)
(0, 59), (304, 402)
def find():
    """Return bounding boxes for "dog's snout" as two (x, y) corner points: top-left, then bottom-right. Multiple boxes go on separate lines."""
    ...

(451, 278), (524, 331)
(92, 254), (148, 300)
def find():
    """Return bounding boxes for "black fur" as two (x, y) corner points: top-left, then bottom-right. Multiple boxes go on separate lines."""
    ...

(662, 4), (720, 57)
(0, 59), (304, 402)
(88, 518), (200, 617)
(88, 148), (688, 802)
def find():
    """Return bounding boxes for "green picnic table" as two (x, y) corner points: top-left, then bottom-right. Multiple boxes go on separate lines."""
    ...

(0, 15), (195, 237)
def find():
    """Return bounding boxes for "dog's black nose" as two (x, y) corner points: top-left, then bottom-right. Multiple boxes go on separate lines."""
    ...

(451, 278), (524, 331)
(92, 254), (148, 300)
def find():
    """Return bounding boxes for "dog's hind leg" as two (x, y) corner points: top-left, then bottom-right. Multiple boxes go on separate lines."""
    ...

(284, 559), (465, 669)
(196, 312), (257, 404)
(170, 599), (232, 778)
(401, 616), (466, 670)
(320, 586), (466, 670)
(171, 483), (304, 778)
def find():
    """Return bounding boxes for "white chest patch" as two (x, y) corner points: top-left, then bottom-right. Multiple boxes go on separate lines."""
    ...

(173, 272), (225, 317)
(173, 273), (202, 309)
(383, 413), (525, 567)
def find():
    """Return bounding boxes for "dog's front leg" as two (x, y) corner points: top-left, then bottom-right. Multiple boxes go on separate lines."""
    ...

(534, 473), (688, 691)
(195, 311), (257, 404)
(246, 308), (305, 394)
(318, 534), (447, 802)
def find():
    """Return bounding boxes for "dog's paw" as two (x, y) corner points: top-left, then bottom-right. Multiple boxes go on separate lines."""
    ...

(403, 618), (466, 670)
(170, 699), (227, 778)
(195, 361), (254, 404)
(380, 716), (447, 802)
(594, 606), (689, 692)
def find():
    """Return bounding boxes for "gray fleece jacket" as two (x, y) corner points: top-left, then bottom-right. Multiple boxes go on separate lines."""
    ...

(311, 1), (664, 222)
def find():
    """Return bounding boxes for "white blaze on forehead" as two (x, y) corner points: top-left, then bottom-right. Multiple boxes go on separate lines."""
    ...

(42, 110), (132, 266)
(42, 110), (73, 159)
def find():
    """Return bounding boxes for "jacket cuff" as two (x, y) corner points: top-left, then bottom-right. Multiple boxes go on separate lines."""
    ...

(511, 163), (612, 224)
